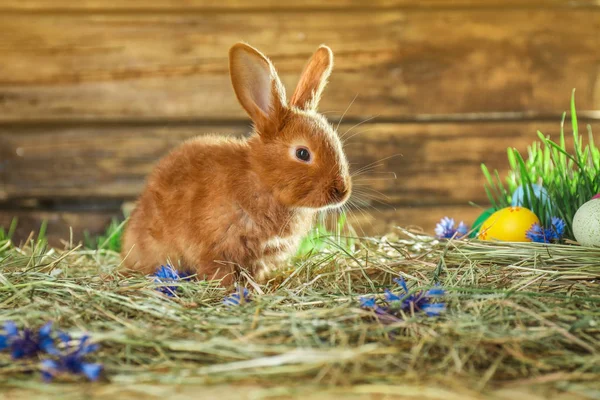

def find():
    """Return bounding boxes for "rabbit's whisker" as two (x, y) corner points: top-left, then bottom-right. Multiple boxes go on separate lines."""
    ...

(351, 154), (403, 177)
(341, 116), (379, 142)
(336, 93), (358, 132)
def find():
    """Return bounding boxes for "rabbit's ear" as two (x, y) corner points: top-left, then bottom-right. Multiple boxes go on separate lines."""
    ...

(290, 45), (333, 111)
(229, 43), (287, 134)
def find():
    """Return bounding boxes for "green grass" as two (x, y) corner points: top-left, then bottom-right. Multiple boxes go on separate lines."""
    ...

(84, 218), (126, 253)
(296, 212), (356, 257)
(0, 218), (18, 257)
(481, 90), (600, 238)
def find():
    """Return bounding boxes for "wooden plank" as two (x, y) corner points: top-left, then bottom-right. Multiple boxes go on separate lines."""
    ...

(0, 10), (599, 121)
(2, 120), (592, 206)
(2, 0), (599, 11)
(0, 205), (484, 247)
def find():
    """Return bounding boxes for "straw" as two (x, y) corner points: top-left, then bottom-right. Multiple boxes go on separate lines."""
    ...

(1, 227), (598, 396)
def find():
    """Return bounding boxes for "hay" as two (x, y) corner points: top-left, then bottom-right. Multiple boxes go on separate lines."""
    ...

(0, 229), (599, 398)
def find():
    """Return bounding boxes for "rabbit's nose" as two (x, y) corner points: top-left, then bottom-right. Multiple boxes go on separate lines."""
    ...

(330, 176), (351, 203)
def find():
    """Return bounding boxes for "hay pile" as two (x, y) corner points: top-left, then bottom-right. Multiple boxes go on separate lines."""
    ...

(0, 229), (598, 398)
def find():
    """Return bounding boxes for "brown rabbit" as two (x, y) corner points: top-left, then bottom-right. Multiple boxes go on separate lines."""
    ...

(121, 42), (351, 285)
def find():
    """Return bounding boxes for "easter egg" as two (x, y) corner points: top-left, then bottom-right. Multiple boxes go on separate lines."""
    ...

(469, 207), (495, 238)
(592, 193), (600, 200)
(511, 184), (551, 208)
(478, 206), (540, 242)
(572, 199), (600, 247)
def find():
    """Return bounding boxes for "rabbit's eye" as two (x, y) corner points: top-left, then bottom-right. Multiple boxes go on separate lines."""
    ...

(295, 147), (311, 162)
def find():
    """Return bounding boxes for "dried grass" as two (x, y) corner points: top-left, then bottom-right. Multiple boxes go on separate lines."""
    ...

(0, 229), (598, 398)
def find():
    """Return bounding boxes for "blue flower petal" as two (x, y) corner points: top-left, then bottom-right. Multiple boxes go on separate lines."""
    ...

(39, 337), (58, 355)
(223, 297), (239, 306)
(160, 287), (177, 297)
(426, 287), (445, 297)
(81, 343), (99, 355)
(384, 289), (401, 302)
(4, 321), (18, 337)
(393, 277), (409, 294)
(81, 363), (103, 381)
(41, 359), (59, 382)
(0, 335), (8, 351)
(223, 287), (251, 306)
(57, 331), (71, 344)
(41, 359), (58, 369)
(76, 335), (90, 350)
(41, 336), (103, 381)
(152, 265), (188, 297)
(38, 323), (58, 355)
(11, 346), (25, 360)
(526, 223), (546, 243)
(435, 217), (469, 239)
(361, 278), (446, 321)
(421, 303), (446, 316)
(39, 322), (52, 336)
(154, 265), (183, 280)
(457, 221), (469, 236)
(179, 272), (190, 280)
(75, 335), (100, 355)
(551, 217), (566, 239)
(527, 217), (566, 243)
(41, 370), (55, 382)
(0, 323), (59, 359)
(359, 297), (377, 308)
(435, 217), (455, 238)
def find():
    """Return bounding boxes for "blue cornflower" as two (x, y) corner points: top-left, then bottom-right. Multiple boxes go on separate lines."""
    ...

(152, 264), (190, 297)
(359, 297), (378, 308)
(360, 297), (387, 314)
(223, 287), (252, 306)
(526, 217), (566, 243)
(389, 278), (446, 316)
(435, 217), (469, 239)
(360, 278), (446, 323)
(359, 297), (401, 323)
(41, 334), (102, 382)
(0, 321), (57, 359)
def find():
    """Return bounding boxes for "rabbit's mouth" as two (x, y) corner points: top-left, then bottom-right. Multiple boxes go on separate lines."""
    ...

(320, 199), (349, 211)
(276, 174), (351, 210)
(311, 182), (352, 210)
(292, 188), (350, 211)
(328, 184), (350, 204)
(326, 175), (352, 206)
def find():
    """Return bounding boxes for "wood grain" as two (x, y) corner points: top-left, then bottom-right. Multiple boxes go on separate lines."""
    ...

(2, 120), (592, 206)
(0, 205), (484, 247)
(1, 10), (599, 121)
(3, 0), (599, 11)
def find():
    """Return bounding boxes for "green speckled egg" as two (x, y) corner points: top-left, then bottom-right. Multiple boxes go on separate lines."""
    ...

(572, 199), (600, 247)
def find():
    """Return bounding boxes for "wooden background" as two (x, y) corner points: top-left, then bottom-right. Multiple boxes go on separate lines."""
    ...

(1, 0), (600, 245)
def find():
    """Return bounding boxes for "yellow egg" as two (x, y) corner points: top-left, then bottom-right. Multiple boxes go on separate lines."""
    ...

(477, 206), (540, 242)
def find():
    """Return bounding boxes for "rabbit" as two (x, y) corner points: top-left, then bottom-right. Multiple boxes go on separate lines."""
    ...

(121, 42), (352, 285)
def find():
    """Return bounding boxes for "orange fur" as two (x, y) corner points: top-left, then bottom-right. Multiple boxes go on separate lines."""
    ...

(121, 43), (351, 284)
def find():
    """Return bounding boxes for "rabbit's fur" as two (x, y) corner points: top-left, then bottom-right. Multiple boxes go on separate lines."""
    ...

(122, 43), (351, 284)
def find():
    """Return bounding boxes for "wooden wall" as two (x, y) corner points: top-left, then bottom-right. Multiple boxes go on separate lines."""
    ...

(1, 1), (600, 244)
